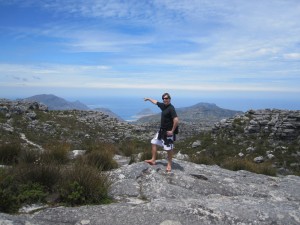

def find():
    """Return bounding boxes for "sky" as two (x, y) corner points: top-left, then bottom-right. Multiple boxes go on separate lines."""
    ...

(0, 0), (300, 110)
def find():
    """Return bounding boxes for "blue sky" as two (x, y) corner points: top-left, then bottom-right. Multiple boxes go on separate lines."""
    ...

(0, 0), (300, 108)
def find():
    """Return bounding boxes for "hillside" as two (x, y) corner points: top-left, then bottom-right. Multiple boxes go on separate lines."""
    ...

(0, 99), (150, 150)
(93, 107), (124, 121)
(0, 99), (300, 222)
(177, 108), (300, 176)
(1, 99), (299, 176)
(24, 94), (90, 110)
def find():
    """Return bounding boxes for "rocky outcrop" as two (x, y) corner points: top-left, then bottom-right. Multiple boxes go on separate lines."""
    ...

(1, 159), (299, 224)
(213, 109), (300, 143)
(0, 98), (48, 114)
(0, 99), (153, 149)
(210, 109), (300, 174)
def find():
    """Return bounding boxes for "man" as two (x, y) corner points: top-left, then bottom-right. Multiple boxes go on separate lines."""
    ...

(144, 93), (179, 172)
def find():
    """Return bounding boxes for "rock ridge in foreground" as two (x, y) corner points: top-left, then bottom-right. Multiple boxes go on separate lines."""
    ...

(1, 160), (300, 225)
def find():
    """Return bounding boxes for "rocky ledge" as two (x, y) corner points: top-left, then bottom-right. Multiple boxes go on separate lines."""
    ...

(213, 109), (300, 143)
(1, 159), (299, 225)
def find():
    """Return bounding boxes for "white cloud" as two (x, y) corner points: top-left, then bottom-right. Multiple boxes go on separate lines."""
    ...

(0, 63), (299, 94)
(1, 0), (300, 99)
(283, 53), (300, 60)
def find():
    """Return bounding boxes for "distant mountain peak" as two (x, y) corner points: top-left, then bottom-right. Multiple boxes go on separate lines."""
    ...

(135, 102), (243, 125)
(24, 94), (89, 111)
(183, 102), (218, 109)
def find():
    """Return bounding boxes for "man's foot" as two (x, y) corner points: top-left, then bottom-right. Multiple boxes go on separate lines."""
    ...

(166, 165), (172, 172)
(145, 160), (156, 165)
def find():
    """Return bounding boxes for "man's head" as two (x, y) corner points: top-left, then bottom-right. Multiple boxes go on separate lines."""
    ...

(162, 93), (171, 105)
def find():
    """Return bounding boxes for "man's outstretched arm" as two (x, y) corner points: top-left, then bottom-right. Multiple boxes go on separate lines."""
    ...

(144, 97), (158, 105)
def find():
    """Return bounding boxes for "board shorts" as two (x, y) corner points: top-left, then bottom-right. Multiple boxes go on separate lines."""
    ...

(151, 131), (174, 151)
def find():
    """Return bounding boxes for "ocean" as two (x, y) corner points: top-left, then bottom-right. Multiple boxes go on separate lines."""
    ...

(77, 96), (300, 121)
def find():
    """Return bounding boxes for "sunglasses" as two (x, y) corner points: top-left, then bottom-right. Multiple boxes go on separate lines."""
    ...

(162, 97), (170, 100)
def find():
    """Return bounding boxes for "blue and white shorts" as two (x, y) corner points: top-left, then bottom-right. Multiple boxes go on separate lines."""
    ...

(151, 132), (174, 151)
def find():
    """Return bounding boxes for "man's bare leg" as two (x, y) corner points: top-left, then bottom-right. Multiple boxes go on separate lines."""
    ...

(166, 150), (173, 172)
(145, 144), (157, 165)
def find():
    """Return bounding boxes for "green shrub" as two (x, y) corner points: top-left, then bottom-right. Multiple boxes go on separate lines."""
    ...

(256, 164), (277, 176)
(78, 149), (118, 171)
(118, 139), (148, 157)
(190, 154), (215, 165)
(41, 142), (70, 164)
(58, 181), (85, 206)
(0, 143), (21, 165)
(59, 164), (112, 206)
(18, 149), (40, 164)
(18, 182), (48, 204)
(77, 142), (118, 170)
(0, 174), (20, 213)
(0, 171), (48, 214)
(118, 140), (136, 157)
(222, 158), (276, 176)
(222, 158), (251, 171)
(13, 163), (61, 191)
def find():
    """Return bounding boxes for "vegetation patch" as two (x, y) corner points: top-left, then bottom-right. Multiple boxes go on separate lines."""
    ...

(177, 129), (299, 176)
(0, 143), (21, 165)
(0, 141), (113, 214)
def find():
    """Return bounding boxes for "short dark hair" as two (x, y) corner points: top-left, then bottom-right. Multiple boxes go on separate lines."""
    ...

(162, 93), (171, 99)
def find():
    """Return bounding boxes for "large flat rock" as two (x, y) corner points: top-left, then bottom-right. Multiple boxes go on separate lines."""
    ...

(1, 159), (300, 224)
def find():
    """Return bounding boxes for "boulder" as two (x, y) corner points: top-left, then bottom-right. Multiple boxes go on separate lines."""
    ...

(192, 140), (201, 148)
(254, 156), (264, 163)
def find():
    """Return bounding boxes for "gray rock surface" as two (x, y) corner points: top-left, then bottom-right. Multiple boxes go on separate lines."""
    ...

(213, 109), (300, 143)
(1, 159), (299, 225)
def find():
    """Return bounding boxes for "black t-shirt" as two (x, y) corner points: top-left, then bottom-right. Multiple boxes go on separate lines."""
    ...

(157, 102), (177, 130)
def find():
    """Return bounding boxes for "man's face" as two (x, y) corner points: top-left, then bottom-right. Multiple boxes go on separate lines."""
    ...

(162, 96), (170, 105)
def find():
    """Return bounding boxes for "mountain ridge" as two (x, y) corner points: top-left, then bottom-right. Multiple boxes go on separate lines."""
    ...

(135, 102), (243, 132)
(22, 95), (242, 125)
(24, 94), (89, 110)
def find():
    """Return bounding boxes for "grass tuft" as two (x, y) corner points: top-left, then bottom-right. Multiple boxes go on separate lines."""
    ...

(0, 143), (21, 165)
(59, 164), (112, 206)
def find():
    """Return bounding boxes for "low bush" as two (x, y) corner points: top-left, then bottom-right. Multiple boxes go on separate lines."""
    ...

(189, 154), (215, 165)
(59, 164), (112, 206)
(13, 163), (62, 191)
(17, 182), (48, 205)
(0, 143), (21, 165)
(222, 158), (276, 176)
(0, 172), (48, 213)
(85, 151), (118, 170)
(118, 139), (148, 157)
(18, 149), (40, 164)
(77, 148), (118, 171)
(41, 142), (70, 164)
(0, 177), (21, 213)
(0, 157), (113, 213)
